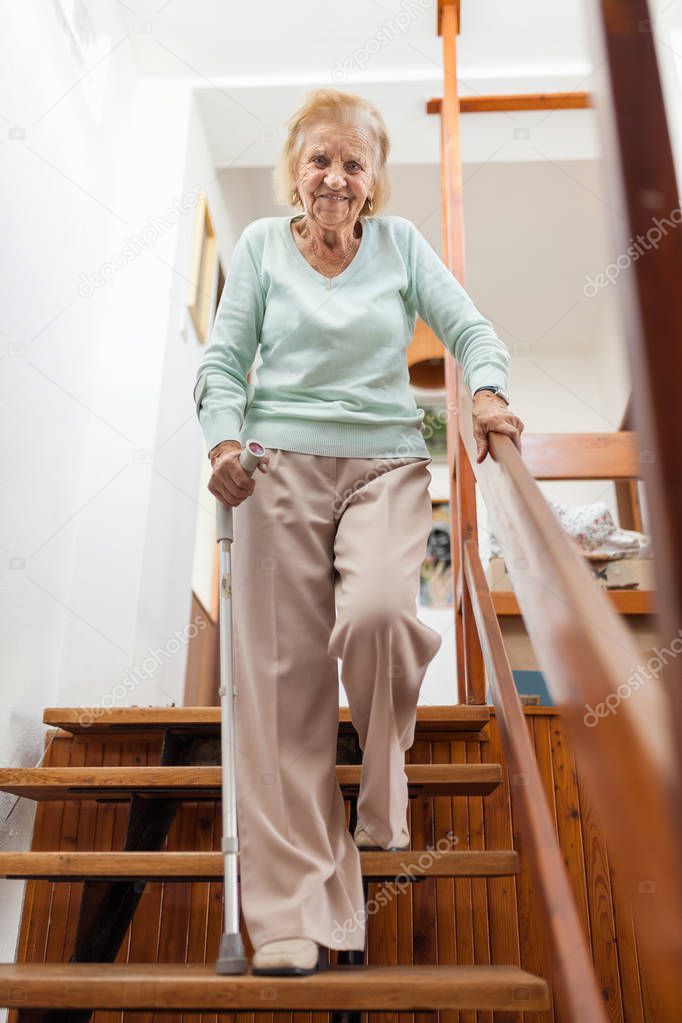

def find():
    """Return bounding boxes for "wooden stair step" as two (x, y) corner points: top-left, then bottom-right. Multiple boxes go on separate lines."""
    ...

(0, 962), (550, 1011)
(44, 704), (491, 735)
(0, 764), (502, 801)
(0, 849), (519, 880)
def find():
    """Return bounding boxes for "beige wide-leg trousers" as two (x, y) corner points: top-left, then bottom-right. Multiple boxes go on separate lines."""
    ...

(230, 448), (443, 953)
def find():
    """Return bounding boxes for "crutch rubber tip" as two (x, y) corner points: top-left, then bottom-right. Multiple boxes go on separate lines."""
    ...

(216, 932), (249, 974)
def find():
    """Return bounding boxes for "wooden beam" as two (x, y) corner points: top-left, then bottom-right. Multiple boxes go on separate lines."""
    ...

(439, 0), (479, 705)
(458, 432), (485, 702)
(616, 393), (645, 530)
(437, 0), (460, 36)
(616, 477), (645, 531)
(427, 91), (591, 114)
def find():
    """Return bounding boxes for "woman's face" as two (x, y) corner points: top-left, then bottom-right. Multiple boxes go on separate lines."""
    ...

(294, 117), (376, 230)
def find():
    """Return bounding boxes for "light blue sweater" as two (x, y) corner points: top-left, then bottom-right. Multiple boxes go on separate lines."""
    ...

(193, 214), (510, 458)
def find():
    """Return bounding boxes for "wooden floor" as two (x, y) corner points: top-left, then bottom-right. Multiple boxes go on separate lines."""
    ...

(8, 709), (647, 1023)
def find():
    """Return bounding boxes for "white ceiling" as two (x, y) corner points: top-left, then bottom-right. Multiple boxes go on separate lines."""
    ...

(117, 0), (682, 174)
(122, 0), (602, 166)
(123, 0), (592, 80)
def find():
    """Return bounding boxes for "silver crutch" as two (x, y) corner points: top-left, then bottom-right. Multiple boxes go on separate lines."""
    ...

(216, 438), (267, 975)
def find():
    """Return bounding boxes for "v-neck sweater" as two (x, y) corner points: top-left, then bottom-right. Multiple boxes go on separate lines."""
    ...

(193, 214), (510, 458)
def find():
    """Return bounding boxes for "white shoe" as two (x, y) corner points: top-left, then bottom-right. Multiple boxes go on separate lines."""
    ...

(354, 820), (410, 851)
(251, 937), (321, 975)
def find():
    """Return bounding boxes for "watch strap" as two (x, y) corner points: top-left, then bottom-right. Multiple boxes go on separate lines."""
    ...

(473, 385), (510, 405)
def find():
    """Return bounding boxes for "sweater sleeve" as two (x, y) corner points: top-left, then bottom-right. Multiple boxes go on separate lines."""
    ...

(192, 224), (265, 453)
(402, 218), (510, 396)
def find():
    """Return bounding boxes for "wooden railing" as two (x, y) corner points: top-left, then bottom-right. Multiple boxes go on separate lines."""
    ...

(455, 429), (650, 616)
(436, 0), (682, 1017)
(462, 539), (608, 1018)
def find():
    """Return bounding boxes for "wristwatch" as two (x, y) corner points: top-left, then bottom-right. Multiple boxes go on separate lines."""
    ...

(473, 385), (510, 405)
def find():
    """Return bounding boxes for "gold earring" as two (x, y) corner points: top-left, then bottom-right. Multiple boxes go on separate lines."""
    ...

(367, 198), (374, 212)
(291, 189), (300, 206)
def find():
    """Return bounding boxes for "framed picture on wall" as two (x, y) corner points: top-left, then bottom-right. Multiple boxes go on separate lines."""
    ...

(420, 499), (453, 606)
(213, 258), (226, 325)
(187, 192), (216, 344)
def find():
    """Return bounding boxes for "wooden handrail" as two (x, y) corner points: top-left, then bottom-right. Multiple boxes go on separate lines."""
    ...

(587, 0), (682, 820)
(583, 6), (682, 1011)
(458, 383), (682, 1009)
(463, 540), (608, 1022)
(520, 431), (640, 479)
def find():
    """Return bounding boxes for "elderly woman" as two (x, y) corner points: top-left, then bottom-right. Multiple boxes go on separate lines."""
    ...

(193, 87), (524, 976)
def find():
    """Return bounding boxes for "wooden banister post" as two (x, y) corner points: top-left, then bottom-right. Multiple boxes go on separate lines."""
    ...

(615, 394), (644, 530)
(438, 0), (485, 704)
(457, 420), (486, 703)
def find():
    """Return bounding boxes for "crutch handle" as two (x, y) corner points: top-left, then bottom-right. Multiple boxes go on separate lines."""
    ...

(216, 439), (267, 542)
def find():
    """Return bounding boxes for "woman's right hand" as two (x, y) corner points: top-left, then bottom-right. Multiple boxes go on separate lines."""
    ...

(207, 440), (270, 508)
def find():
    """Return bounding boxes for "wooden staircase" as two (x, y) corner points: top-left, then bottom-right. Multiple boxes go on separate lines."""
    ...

(2, 0), (682, 1019)
(0, 705), (552, 1017)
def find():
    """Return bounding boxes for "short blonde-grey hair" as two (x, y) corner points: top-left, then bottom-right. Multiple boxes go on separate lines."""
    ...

(273, 87), (391, 217)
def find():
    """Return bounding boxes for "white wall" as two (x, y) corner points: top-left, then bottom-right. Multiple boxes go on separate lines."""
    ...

(0, 1), (220, 967)
(0, 0), (139, 967)
(189, 167), (273, 612)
